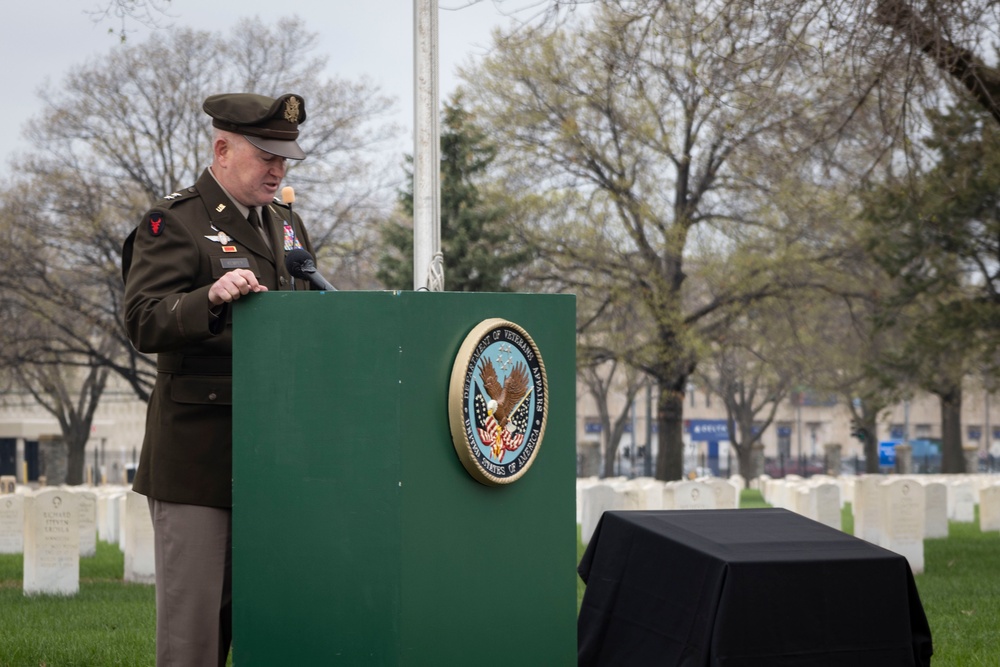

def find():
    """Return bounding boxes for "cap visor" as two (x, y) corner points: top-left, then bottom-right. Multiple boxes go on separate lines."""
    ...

(244, 135), (306, 160)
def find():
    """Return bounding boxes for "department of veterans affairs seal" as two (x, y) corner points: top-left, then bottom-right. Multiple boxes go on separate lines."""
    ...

(448, 318), (548, 486)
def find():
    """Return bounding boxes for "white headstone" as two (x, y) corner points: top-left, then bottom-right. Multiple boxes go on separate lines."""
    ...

(922, 481), (949, 539)
(979, 484), (1000, 533)
(764, 479), (785, 509)
(671, 481), (717, 510)
(616, 480), (648, 511)
(777, 480), (805, 512)
(97, 490), (125, 545)
(794, 486), (812, 518)
(76, 490), (97, 558)
(812, 482), (842, 531)
(23, 488), (80, 596)
(97, 492), (111, 543)
(624, 478), (666, 510)
(705, 478), (738, 510)
(118, 494), (128, 552)
(853, 475), (885, 544)
(0, 494), (25, 554)
(880, 479), (925, 574)
(123, 491), (156, 584)
(576, 477), (601, 525)
(948, 480), (976, 523)
(580, 483), (626, 545)
(841, 478), (855, 507)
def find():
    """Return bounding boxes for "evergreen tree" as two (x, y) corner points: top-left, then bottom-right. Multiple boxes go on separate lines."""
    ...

(863, 102), (1000, 472)
(377, 94), (530, 291)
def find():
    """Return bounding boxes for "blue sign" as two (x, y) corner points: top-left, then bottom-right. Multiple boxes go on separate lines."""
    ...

(879, 441), (897, 467)
(687, 419), (729, 440)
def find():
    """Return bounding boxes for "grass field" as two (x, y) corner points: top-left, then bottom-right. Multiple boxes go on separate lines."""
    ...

(0, 541), (155, 667)
(0, 491), (997, 665)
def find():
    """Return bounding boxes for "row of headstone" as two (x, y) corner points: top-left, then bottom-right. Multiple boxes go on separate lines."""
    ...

(764, 473), (1000, 574)
(577, 472), (1000, 574)
(576, 476), (742, 544)
(0, 483), (155, 595)
(760, 476), (842, 531)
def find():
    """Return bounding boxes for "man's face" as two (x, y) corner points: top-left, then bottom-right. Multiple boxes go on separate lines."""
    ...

(214, 134), (288, 207)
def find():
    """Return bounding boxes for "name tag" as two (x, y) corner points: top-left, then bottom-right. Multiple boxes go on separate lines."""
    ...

(220, 257), (250, 269)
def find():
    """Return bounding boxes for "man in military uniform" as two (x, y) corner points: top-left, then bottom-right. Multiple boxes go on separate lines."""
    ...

(122, 92), (318, 667)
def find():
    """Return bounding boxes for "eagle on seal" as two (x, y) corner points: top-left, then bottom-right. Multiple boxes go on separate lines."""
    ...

(478, 358), (530, 430)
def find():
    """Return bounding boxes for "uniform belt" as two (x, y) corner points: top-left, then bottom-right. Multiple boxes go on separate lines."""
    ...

(156, 355), (232, 376)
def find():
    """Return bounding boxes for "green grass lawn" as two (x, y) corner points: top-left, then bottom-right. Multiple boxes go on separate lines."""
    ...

(0, 541), (155, 667)
(0, 491), (997, 665)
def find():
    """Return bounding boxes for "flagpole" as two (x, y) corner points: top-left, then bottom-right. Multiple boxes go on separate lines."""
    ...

(413, 0), (443, 291)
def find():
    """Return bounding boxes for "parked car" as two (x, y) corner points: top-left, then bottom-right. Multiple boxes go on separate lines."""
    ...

(764, 459), (825, 478)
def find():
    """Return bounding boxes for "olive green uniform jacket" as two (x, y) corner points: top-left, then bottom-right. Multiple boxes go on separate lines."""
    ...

(122, 168), (317, 508)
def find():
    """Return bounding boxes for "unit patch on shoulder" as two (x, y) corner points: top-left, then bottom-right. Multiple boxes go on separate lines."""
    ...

(148, 213), (164, 237)
(448, 318), (548, 486)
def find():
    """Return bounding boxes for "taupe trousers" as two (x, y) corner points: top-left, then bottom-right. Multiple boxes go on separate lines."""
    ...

(148, 498), (232, 667)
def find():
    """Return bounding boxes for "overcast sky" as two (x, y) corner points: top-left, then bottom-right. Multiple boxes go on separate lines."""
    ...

(0, 1), (536, 165)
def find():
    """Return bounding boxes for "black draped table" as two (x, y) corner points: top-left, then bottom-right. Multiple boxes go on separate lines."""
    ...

(578, 509), (932, 666)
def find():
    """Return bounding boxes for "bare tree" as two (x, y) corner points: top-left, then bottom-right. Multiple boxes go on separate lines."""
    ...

(87, 0), (175, 42)
(697, 300), (798, 483)
(579, 359), (647, 478)
(14, 17), (399, 393)
(0, 18), (400, 482)
(503, 0), (999, 126)
(0, 180), (116, 484)
(464, 2), (868, 480)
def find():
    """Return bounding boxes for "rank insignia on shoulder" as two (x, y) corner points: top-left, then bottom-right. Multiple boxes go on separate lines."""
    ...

(159, 188), (197, 207)
(149, 213), (164, 237)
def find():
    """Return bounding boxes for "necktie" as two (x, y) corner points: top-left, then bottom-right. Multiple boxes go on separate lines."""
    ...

(248, 207), (262, 231)
(248, 207), (272, 250)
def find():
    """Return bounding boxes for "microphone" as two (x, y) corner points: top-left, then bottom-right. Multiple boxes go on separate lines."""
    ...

(285, 248), (336, 291)
(281, 186), (295, 227)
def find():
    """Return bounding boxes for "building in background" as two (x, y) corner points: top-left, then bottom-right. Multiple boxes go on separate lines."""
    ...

(1, 372), (998, 485)
(0, 379), (145, 486)
(577, 379), (1000, 478)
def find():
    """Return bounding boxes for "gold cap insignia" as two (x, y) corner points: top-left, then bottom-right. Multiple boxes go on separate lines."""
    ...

(284, 96), (302, 124)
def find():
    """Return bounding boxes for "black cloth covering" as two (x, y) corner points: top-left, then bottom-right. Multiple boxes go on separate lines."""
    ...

(578, 509), (932, 666)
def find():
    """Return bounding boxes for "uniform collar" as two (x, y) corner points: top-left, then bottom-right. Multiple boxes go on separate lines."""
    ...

(195, 169), (273, 261)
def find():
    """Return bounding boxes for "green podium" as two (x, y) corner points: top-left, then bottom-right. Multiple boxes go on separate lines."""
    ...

(232, 291), (577, 665)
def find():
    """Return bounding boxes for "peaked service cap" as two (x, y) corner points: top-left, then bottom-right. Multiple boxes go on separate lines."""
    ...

(203, 93), (307, 160)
